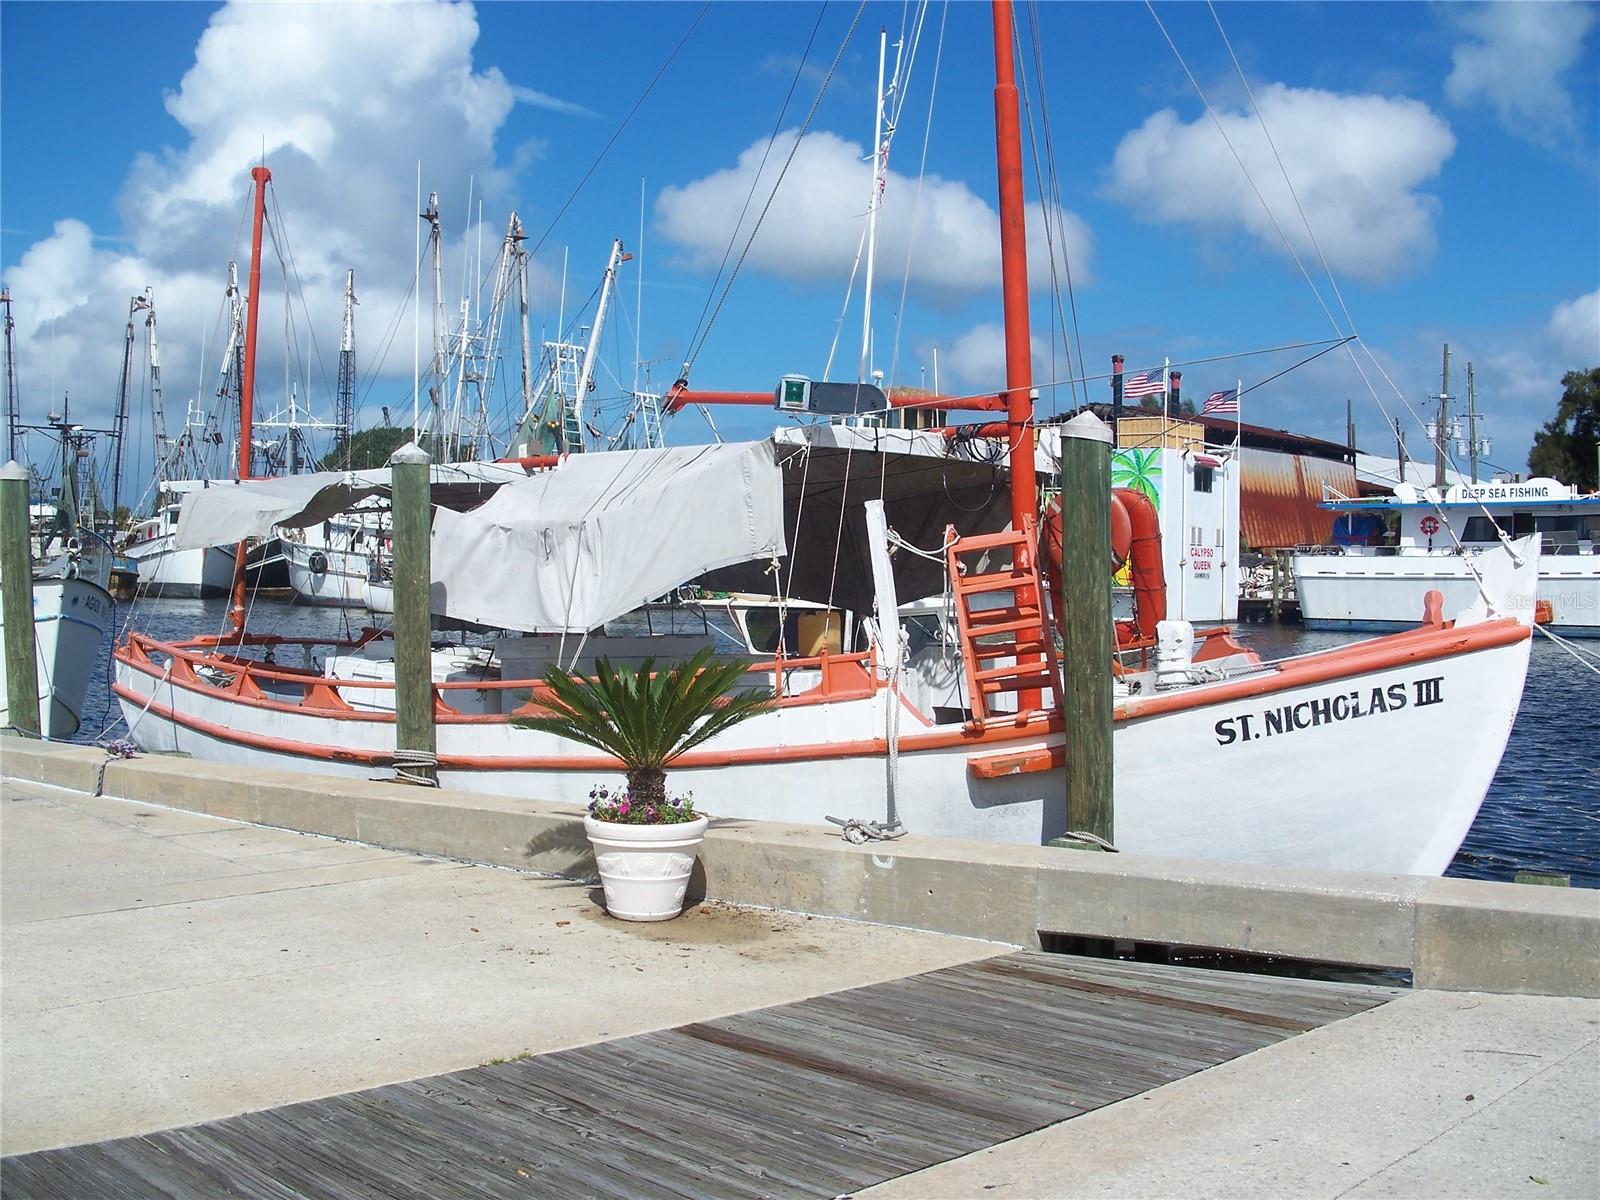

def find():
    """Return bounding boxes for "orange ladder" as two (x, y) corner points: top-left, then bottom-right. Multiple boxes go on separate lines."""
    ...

(945, 520), (1062, 724)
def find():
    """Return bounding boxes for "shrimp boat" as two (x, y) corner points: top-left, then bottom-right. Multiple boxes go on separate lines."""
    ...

(113, 4), (1538, 875)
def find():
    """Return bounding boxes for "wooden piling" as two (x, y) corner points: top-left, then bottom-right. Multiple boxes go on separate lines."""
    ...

(1, 461), (41, 736)
(389, 444), (435, 784)
(1058, 414), (1114, 845)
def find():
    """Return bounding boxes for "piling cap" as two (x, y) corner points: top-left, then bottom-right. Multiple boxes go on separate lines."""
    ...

(1058, 411), (1113, 445)
(388, 442), (431, 466)
(0, 460), (29, 481)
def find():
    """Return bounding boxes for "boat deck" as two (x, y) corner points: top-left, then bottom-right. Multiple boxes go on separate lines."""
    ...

(1, 951), (1397, 1199)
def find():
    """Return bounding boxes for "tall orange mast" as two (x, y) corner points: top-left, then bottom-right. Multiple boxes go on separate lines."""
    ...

(991, 0), (1037, 535)
(227, 165), (271, 632)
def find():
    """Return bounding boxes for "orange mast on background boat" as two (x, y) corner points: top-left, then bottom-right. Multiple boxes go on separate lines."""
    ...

(228, 165), (271, 632)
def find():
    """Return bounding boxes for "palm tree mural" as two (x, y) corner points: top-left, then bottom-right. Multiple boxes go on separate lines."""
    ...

(1112, 448), (1162, 505)
(1111, 449), (1162, 586)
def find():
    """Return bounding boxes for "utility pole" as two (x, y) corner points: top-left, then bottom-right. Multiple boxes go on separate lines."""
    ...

(3, 290), (20, 465)
(1432, 343), (1451, 491)
(1464, 362), (1481, 484)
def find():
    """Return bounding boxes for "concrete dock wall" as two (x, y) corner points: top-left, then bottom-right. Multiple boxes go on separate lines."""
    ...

(5, 737), (1595, 997)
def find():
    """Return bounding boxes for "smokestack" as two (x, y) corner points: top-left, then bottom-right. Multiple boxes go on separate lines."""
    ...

(1111, 354), (1125, 422)
(1170, 371), (1182, 413)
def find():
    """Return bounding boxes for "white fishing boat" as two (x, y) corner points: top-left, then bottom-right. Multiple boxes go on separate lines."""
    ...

(1295, 477), (1599, 638)
(2, 294), (121, 739)
(1, 450), (117, 740)
(282, 514), (387, 609)
(2, 526), (115, 740)
(112, 25), (1540, 880)
(123, 488), (237, 598)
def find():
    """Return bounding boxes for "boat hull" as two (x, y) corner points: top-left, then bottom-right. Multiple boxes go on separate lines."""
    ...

(2, 576), (113, 739)
(1295, 549), (1598, 638)
(112, 617), (1532, 875)
(126, 539), (235, 598)
(284, 540), (369, 608)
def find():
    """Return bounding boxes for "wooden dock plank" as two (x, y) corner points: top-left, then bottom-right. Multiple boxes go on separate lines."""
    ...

(2, 951), (1397, 1200)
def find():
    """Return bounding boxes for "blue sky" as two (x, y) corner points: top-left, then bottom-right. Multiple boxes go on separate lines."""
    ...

(2, 0), (1596, 506)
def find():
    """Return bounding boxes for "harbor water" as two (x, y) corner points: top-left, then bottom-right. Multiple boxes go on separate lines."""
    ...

(64, 597), (1600, 889)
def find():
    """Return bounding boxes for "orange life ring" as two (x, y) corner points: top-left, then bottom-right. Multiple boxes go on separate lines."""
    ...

(1041, 489), (1168, 650)
(1419, 515), (1441, 535)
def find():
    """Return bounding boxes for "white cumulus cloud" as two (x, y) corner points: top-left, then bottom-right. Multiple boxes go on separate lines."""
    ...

(1445, 2), (1596, 146)
(1548, 290), (1600, 364)
(3, 0), (565, 491)
(655, 129), (1093, 298)
(1105, 84), (1455, 284)
(924, 322), (1053, 397)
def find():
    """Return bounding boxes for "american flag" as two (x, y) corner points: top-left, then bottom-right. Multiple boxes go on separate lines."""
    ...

(1122, 371), (1166, 399)
(1202, 388), (1239, 415)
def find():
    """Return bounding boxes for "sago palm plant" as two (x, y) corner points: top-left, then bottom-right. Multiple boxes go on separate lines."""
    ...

(513, 647), (776, 812)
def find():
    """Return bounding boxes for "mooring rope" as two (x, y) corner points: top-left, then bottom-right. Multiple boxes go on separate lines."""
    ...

(393, 747), (440, 788)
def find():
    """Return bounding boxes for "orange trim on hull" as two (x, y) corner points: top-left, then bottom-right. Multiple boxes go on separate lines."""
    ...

(112, 617), (1528, 770)
(108, 674), (1055, 771)
(967, 745), (1065, 778)
(1119, 617), (1529, 720)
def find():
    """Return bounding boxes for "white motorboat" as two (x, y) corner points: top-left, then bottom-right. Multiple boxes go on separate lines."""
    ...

(1295, 477), (1599, 638)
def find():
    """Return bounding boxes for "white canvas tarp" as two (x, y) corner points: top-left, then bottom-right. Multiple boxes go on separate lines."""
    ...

(173, 460), (530, 549)
(429, 441), (786, 633)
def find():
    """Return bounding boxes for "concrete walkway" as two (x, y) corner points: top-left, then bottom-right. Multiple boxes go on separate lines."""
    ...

(3, 775), (1596, 1198)
(0, 779), (997, 1156)
(859, 988), (1599, 1199)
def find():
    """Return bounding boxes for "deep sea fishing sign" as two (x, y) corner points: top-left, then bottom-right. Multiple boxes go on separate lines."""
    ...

(1213, 675), (1444, 746)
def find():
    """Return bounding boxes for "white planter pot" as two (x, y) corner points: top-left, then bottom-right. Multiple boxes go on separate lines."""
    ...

(583, 814), (709, 922)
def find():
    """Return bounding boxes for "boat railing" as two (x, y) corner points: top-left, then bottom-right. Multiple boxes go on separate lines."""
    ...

(118, 632), (880, 721)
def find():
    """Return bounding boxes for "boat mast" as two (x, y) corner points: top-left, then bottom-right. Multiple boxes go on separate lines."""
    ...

(337, 270), (357, 471)
(515, 216), (533, 424)
(859, 27), (889, 384)
(229, 165), (271, 631)
(991, 0), (1038, 533)
(425, 192), (445, 450)
(571, 238), (631, 452)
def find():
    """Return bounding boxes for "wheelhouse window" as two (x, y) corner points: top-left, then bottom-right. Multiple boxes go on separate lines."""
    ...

(1193, 465), (1214, 493)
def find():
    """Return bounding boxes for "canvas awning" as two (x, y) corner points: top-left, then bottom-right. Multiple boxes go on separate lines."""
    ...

(698, 425), (1014, 611)
(429, 441), (787, 633)
(173, 459), (529, 549)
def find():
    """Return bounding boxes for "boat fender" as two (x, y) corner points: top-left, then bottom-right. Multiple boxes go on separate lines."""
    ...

(308, 550), (329, 575)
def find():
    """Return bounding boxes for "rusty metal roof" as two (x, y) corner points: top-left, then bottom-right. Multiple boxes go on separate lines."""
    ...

(1240, 451), (1359, 550)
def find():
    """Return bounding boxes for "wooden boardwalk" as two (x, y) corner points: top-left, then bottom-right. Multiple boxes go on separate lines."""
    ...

(1, 952), (1398, 1199)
